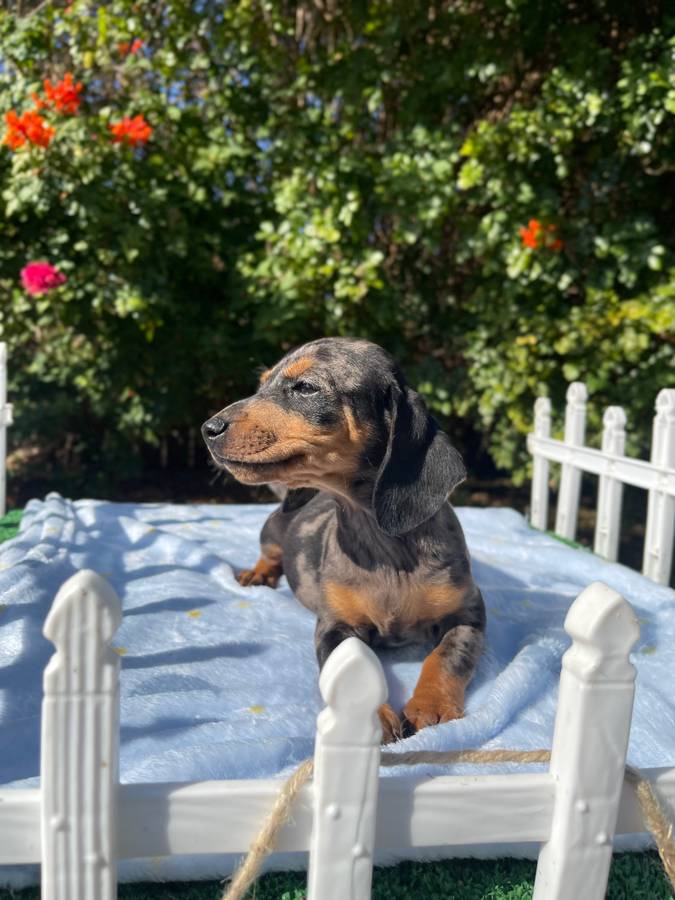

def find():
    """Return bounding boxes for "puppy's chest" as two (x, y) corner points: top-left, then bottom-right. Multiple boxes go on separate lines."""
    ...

(282, 499), (470, 642)
(321, 568), (466, 642)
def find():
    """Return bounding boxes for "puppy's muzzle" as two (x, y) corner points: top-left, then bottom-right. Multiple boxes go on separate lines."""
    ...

(201, 406), (283, 474)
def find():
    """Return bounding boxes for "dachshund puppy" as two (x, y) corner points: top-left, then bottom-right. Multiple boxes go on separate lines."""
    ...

(202, 338), (485, 742)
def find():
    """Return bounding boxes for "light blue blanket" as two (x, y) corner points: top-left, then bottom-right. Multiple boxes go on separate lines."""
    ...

(0, 493), (673, 883)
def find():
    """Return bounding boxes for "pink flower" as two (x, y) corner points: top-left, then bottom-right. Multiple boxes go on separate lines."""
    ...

(20, 261), (67, 295)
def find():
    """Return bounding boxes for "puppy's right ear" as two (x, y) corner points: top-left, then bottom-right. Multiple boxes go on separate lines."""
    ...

(373, 381), (466, 536)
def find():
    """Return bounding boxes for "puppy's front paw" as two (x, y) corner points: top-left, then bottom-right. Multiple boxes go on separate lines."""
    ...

(401, 695), (463, 734)
(236, 559), (282, 588)
(378, 703), (403, 744)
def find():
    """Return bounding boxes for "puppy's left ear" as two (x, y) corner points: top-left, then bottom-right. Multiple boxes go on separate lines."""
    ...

(373, 383), (466, 536)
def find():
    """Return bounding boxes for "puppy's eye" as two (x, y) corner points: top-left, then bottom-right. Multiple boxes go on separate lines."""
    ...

(292, 380), (320, 396)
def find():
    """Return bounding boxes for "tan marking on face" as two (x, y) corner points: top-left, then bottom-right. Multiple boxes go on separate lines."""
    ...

(213, 386), (376, 501)
(219, 398), (373, 496)
(403, 650), (466, 730)
(218, 400), (324, 463)
(282, 356), (314, 380)
(259, 369), (272, 385)
(288, 404), (373, 496)
(343, 405), (360, 442)
(338, 404), (373, 462)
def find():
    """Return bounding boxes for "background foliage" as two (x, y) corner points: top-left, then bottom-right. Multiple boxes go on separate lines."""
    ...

(0, 0), (673, 489)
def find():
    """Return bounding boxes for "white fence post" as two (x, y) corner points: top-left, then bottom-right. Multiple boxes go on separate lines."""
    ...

(554, 382), (588, 541)
(0, 342), (14, 517)
(41, 570), (123, 900)
(307, 637), (387, 900)
(594, 406), (627, 562)
(643, 389), (675, 585)
(532, 582), (639, 900)
(530, 397), (552, 530)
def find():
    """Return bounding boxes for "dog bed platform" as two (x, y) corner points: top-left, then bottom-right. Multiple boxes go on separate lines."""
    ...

(0, 493), (674, 885)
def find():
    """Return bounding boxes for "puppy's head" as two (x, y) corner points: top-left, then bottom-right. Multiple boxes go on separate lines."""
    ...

(202, 337), (465, 534)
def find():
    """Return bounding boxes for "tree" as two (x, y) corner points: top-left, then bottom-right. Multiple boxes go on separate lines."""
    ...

(1, 1), (673, 484)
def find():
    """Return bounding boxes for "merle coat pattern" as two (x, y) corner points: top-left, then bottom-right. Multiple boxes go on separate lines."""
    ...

(202, 338), (485, 742)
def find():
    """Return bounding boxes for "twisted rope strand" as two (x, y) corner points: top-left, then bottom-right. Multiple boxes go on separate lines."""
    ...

(380, 748), (552, 766)
(221, 758), (314, 900)
(625, 765), (675, 888)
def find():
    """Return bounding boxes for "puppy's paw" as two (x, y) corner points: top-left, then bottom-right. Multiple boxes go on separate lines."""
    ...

(236, 561), (282, 588)
(401, 695), (464, 734)
(378, 703), (403, 744)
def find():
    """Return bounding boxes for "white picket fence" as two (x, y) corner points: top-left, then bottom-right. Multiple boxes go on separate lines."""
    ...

(528, 383), (675, 586)
(0, 570), (674, 899)
(0, 350), (674, 897)
(0, 343), (13, 518)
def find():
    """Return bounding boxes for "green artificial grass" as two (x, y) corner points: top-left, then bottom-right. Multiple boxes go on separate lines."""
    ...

(0, 508), (672, 899)
(544, 529), (588, 550)
(0, 853), (671, 899)
(0, 508), (21, 543)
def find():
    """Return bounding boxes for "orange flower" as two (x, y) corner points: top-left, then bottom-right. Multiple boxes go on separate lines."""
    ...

(520, 229), (538, 248)
(2, 109), (55, 150)
(118, 38), (144, 56)
(43, 73), (83, 115)
(30, 92), (48, 111)
(519, 219), (563, 251)
(546, 223), (563, 251)
(109, 114), (152, 147)
(519, 218), (542, 248)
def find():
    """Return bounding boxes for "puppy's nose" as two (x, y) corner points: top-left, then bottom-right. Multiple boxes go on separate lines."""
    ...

(202, 416), (228, 440)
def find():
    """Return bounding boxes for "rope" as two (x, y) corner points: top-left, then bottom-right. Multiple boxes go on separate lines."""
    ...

(625, 765), (675, 888)
(381, 748), (552, 766)
(220, 748), (675, 900)
(221, 758), (314, 900)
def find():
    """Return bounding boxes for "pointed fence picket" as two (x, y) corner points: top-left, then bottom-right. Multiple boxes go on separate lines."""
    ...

(528, 384), (675, 586)
(643, 390), (675, 584)
(530, 397), (552, 530)
(307, 638), (386, 900)
(41, 570), (122, 900)
(1, 571), (673, 900)
(0, 342), (13, 517)
(554, 383), (588, 541)
(532, 583), (639, 900)
(594, 407), (627, 562)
